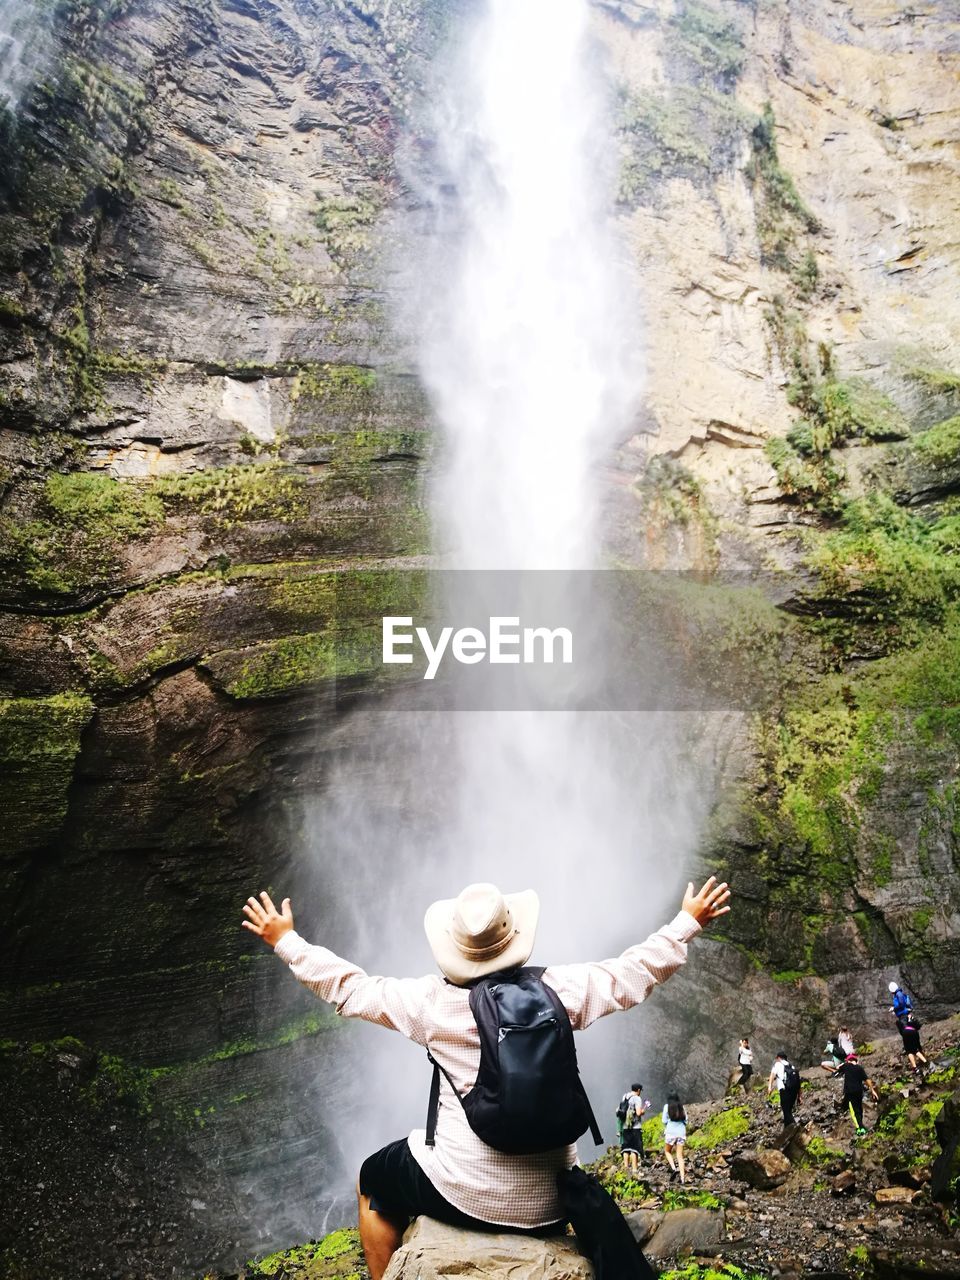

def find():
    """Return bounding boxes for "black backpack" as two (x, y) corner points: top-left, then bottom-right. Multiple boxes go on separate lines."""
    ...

(425, 966), (603, 1155)
(616, 1094), (631, 1124)
(783, 1062), (801, 1091)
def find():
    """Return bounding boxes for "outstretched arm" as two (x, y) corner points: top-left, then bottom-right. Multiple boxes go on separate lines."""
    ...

(545, 876), (731, 1031)
(242, 891), (294, 947)
(681, 876), (731, 927)
(241, 890), (438, 1044)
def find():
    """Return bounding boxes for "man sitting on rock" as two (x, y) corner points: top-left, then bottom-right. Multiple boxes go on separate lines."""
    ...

(241, 876), (731, 1279)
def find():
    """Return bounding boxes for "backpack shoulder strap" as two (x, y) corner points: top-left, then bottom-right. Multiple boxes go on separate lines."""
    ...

(535, 970), (604, 1147)
(424, 1050), (464, 1147)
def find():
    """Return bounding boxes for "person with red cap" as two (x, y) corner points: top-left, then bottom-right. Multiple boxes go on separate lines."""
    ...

(833, 1053), (879, 1136)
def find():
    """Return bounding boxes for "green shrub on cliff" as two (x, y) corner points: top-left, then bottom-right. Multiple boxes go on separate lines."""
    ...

(660, 1264), (765, 1280)
(808, 492), (960, 637)
(910, 414), (960, 466)
(787, 376), (907, 451)
(670, 1), (744, 84)
(157, 462), (306, 527)
(746, 104), (819, 271)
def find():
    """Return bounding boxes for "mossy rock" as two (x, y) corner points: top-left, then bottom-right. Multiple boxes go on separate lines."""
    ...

(687, 1105), (751, 1150)
(0, 471), (164, 598)
(0, 692), (94, 855)
(245, 1227), (366, 1278)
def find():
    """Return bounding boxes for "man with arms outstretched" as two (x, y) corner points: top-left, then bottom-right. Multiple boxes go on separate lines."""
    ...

(242, 876), (731, 1279)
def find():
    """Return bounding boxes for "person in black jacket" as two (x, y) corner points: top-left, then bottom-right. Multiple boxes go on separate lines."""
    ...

(833, 1053), (879, 1135)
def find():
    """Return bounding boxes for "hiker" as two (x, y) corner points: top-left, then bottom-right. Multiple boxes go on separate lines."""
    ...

(833, 1052), (879, 1136)
(767, 1051), (801, 1126)
(888, 980), (914, 1020)
(837, 1025), (855, 1058)
(241, 876), (731, 1280)
(662, 1093), (687, 1184)
(736, 1037), (754, 1092)
(821, 1036), (844, 1072)
(897, 1010), (928, 1075)
(619, 1083), (650, 1173)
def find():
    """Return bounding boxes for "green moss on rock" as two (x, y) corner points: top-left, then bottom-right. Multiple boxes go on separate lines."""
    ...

(669, 1), (744, 83)
(765, 605), (960, 894)
(247, 1227), (364, 1277)
(687, 1105), (751, 1150)
(618, 85), (750, 203)
(0, 692), (94, 854)
(292, 363), (377, 402)
(0, 471), (163, 595)
(807, 492), (960, 640)
(156, 462), (306, 528)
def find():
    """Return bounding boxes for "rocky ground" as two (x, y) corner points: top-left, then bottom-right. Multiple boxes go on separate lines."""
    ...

(203, 1014), (960, 1280)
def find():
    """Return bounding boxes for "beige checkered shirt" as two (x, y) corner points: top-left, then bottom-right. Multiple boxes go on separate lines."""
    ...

(274, 909), (701, 1227)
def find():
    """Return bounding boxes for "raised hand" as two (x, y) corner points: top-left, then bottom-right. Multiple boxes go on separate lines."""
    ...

(682, 876), (731, 927)
(242, 890), (294, 948)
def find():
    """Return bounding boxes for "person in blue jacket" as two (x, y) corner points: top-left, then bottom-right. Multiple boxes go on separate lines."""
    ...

(888, 980), (913, 1019)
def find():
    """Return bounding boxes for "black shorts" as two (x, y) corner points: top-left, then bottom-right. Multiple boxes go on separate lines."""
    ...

(621, 1127), (643, 1153)
(359, 1138), (565, 1235)
(901, 1028), (921, 1053)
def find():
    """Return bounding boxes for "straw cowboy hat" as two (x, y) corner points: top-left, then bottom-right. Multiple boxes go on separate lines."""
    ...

(424, 882), (539, 985)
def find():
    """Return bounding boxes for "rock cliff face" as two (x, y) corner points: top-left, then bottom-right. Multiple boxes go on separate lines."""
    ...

(1, 0), (959, 1275)
(594, 0), (960, 1098)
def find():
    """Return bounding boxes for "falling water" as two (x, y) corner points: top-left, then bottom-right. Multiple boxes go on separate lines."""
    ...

(418, 0), (638, 573)
(289, 0), (709, 1234)
(0, 0), (50, 112)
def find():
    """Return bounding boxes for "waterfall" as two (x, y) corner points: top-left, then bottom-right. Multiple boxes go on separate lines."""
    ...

(0, 0), (50, 112)
(290, 0), (708, 1231)
(418, 0), (637, 573)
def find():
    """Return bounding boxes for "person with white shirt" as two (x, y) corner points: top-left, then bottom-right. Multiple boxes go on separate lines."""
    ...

(767, 1051), (800, 1126)
(736, 1037), (754, 1091)
(242, 876), (731, 1280)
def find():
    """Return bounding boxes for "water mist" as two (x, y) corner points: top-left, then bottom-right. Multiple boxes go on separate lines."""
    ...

(289, 0), (710, 1232)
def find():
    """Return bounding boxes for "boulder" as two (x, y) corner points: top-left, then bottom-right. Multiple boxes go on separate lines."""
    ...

(382, 1217), (594, 1280)
(831, 1170), (856, 1195)
(931, 1085), (960, 1209)
(644, 1208), (725, 1260)
(730, 1149), (792, 1190)
(874, 1186), (920, 1205)
(782, 1124), (812, 1163)
(624, 1208), (662, 1245)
